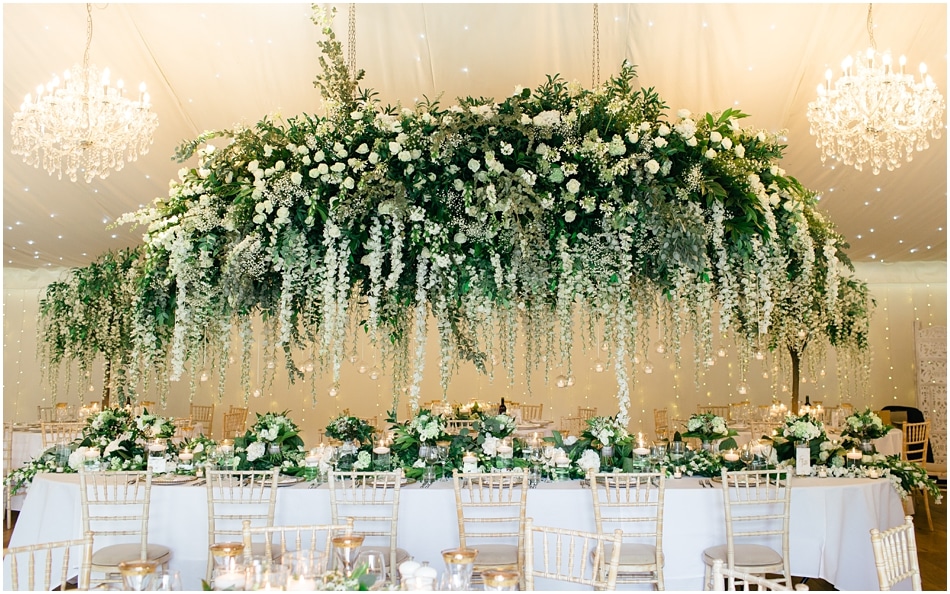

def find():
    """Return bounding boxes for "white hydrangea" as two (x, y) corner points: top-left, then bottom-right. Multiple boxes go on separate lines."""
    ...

(577, 449), (601, 472)
(246, 441), (266, 462)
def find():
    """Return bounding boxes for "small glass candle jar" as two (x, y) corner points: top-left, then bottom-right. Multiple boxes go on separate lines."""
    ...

(118, 560), (158, 591)
(441, 548), (477, 591)
(178, 449), (194, 471)
(210, 542), (245, 573)
(83, 448), (101, 472)
(482, 569), (520, 591)
(147, 439), (167, 473)
(373, 443), (392, 471)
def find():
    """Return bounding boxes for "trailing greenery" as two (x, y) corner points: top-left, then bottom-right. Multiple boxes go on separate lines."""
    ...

(37, 5), (872, 422)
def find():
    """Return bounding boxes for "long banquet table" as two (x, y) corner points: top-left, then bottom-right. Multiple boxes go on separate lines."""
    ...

(7, 472), (905, 591)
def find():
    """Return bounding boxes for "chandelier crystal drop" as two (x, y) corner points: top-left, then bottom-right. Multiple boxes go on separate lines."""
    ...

(806, 4), (945, 175)
(10, 4), (158, 183)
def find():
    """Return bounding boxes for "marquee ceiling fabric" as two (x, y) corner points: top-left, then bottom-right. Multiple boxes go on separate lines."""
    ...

(3, 3), (946, 270)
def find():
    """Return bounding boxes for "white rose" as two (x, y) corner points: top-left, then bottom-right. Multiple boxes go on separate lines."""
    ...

(644, 159), (660, 174)
(468, 159), (481, 172)
(721, 138), (733, 150)
(654, 137), (668, 148)
(563, 436), (578, 446)
(565, 178), (581, 194)
(246, 441), (266, 462)
(705, 149), (717, 159)
(709, 131), (723, 143)
(658, 124), (670, 137)
(564, 210), (576, 223)
(290, 172), (303, 185)
(734, 144), (745, 158)
(677, 108), (692, 119)
(687, 137), (698, 147)
(481, 435), (499, 457)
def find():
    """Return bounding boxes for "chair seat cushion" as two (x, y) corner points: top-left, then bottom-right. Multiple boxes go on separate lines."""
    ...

(92, 543), (171, 567)
(470, 544), (518, 568)
(601, 543), (658, 567)
(702, 544), (782, 567)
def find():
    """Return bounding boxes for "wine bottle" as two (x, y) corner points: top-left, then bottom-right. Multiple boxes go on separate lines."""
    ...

(499, 398), (507, 415)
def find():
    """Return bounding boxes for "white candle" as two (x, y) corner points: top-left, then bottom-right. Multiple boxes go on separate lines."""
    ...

(179, 452), (194, 462)
(305, 455), (320, 466)
(818, 467), (828, 478)
(373, 446), (390, 455)
(497, 444), (513, 458)
(286, 576), (318, 591)
(866, 468), (879, 478)
(85, 449), (99, 459)
(723, 450), (740, 462)
(673, 469), (683, 479)
(213, 572), (245, 590)
(633, 447), (650, 456)
(148, 443), (165, 453)
(554, 455), (570, 466)
(399, 560), (421, 579)
(846, 449), (863, 460)
(462, 453), (477, 464)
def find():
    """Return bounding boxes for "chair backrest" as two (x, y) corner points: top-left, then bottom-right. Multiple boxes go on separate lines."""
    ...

(875, 409), (892, 426)
(37, 406), (55, 423)
(172, 418), (196, 441)
(206, 468), (280, 579)
(523, 517), (623, 590)
(719, 468), (792, 581)
(710, 559), (805, 591)
(698, 405), (731, 419)
(78, 469), (155, 561)
(241, 518), (354, 564)
(40, 422), (84, 449)
(869, 515), (922, 591)
(222, 410), (247, 438)
(589, 470), (665, 585)
(3, 535), (94, 591)
(3, 421), (13, 475)
(559, 416), (586, 437)
(577, 406), (597, 420)
(520, 403), (543, 422)
(902, 421), (930, 464)
(452, 470), (528, 558)
(446, 419), (476, 435)
(838, 402), (854, 415)
(328, 471), (403, 574)
(654, 408), (669, 439)
(189, 404), (215, 430)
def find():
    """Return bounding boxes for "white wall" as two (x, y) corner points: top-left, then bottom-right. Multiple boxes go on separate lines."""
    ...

(4, 262), (945, 445)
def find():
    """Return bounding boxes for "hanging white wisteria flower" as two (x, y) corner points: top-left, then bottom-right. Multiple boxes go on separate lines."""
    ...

(39, 5), (871, 426)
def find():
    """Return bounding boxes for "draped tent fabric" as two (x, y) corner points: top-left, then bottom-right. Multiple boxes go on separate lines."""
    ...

(2, 3), (946, 270)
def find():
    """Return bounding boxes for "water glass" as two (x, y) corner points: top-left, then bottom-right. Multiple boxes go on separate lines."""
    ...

(212, 567), (247, 591)
(284, 551), (325, 591)
(154, 570), (182, 591)
(355, 550), (387, 588)
(669, 441), (687, 462)
(245, 558), (288, 591)
(482, 569), (519, 591)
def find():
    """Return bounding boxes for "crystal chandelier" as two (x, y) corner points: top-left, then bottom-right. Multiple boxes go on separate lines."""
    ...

(10, 4), (158, 183)
(806, 4), (945, 175)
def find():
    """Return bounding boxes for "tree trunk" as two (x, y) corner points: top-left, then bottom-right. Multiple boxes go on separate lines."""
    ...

(789, 347), (800, 415)
(101, 360), (112, 408)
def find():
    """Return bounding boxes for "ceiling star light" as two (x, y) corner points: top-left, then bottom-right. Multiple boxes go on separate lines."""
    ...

(10, 4), (158, 183)
(806, 4), (945, 175)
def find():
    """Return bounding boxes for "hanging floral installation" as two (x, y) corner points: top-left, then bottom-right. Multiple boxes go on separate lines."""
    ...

(39, 6), (871, 424)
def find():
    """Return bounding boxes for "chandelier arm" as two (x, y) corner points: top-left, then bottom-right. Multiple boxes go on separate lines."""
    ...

(866, 3), (876, 51)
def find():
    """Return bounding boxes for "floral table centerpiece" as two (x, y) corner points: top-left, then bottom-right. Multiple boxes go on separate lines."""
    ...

(839, 407), (893, 454)
(324, 414), (376, 471)
(579, 416), (631, 471)
(471, 414), (518, 469)
(681, 413), (736, 451)
(235, 411), (305, 471)
(776, 413), (826, 462)
(388, 409), (451, 478)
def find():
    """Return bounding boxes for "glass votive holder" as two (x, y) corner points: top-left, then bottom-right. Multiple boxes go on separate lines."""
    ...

(402, 575), (436, 591)
(147, 440), (168, 473)
(245, 559), (289, 591)
(210, 542), (246, 572)
(283, 550), (326, 591)
(846, 448), (863, 468)
(554, 462), (571, 481)
(373, 446), (392, 471)
(212, 566), (247, 591)
(83, 449), (101, 472)
(482, 569), (520, 591)
(118, 560), (159, 591)
(178, 449), (194, 472)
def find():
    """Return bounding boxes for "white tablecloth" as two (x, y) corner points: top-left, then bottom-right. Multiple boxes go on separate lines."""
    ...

(7, 472), (905, 590)
(7, 429), (46, 511)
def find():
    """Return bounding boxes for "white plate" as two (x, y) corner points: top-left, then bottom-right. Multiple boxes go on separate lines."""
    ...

(152, 474), (198, 485)
(277, 475), (304, 487)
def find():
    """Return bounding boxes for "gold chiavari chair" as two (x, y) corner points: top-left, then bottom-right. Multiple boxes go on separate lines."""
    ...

(78, 469), (171, 588)
(869, 516), (922, 591)
(189, 404), (215, 436)
(3, 534), (94, 591)
(40, 421), (84, 449)
(698, 405), (731, 419)
(653, 408), (669, 440)
(37, 406), (55, 423)
(520, 403), (543, 422)
(577, 406), (597, 420)
(702, 468), (793, 590)
(901, 421), (934, 531)
(710, 559), (808, 591)
(3, 421), (16, 530)
(559, 416), (586, 437)
(446, 419), (476, 435)
(453, 469), (529, 587)
(523, 517), (623, 591)
(240, 518), (354, 565)
(589, 470), (666, 589)
(205, 468), (280, 581)
(222, 409), (248, 438)
(328, 471), (410, 576)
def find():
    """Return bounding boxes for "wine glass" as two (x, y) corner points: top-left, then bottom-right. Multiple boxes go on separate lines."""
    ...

(669, 441), (687, 462)
(542, 444), (555, 481)
(758, 438), (774, 467)
(739, 442), (755, 468)
(425, 444), (441, 480)
(154, 570), (183, 591)
(436, 442), (450, 481)
(355, 550), (387, 587)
